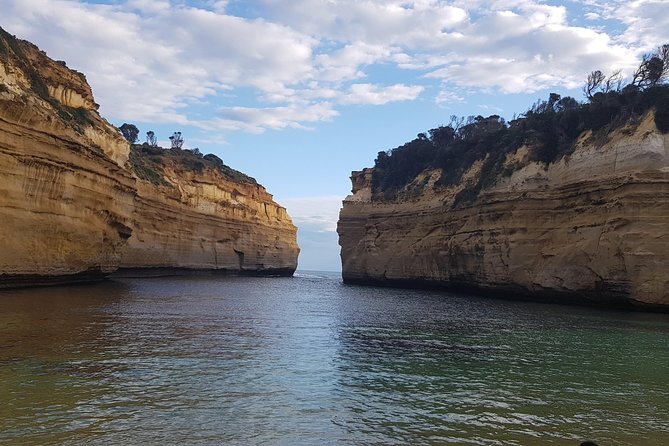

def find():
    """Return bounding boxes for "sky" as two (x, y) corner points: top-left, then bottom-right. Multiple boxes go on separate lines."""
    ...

(2, 0), (668, 271)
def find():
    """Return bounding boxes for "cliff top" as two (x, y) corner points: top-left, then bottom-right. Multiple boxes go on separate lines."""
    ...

(362, 47), (669, 206)
(129, 144), (257, 186)
(1, 26), (264, 189)
(0, 26), (130, 166)
(0, 26), (96, 114)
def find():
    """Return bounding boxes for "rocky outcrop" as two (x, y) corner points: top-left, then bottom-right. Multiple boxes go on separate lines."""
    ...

(0, 28), (298, 287)
(119, 147), (298, 275)
(338, 113), (669, 310)
(0, 28), (135, 287)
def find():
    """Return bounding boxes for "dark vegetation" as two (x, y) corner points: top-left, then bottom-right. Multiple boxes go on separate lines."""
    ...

(125, 126), (257, 185)
(371, 45), (669, 204)
(145, 130), (158, 147)
(119, 123), (139, 144)
(128, 145), (170, 186)
(128, 143), (257, 186)
(169, 131), (184, 149)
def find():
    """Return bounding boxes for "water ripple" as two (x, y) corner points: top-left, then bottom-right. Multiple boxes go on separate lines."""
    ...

(0, 274), (668, 445)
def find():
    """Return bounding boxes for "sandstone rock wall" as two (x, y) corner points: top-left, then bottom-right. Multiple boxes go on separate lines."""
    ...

(338, 113), (669, 310)
(0, 28), (298, 287)
(119, 156), (299, 275)
(0, 28), (135, 286)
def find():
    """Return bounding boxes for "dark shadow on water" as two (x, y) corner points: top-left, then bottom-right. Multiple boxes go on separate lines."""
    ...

(0, 274), (668, 445)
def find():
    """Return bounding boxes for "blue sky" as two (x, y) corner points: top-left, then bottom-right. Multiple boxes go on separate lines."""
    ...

(2, 0), (668, 271)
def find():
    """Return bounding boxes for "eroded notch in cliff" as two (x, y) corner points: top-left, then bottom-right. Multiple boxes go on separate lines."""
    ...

(98, 210), (133, 240)
(234, 249), (245, 270)
(110, 220), (132, 240)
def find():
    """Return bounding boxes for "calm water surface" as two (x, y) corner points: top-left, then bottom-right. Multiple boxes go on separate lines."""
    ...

(0, 272), (667, 445)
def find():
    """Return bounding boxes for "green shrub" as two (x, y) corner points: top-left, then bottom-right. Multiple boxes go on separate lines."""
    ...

(370, 85), (668, 205)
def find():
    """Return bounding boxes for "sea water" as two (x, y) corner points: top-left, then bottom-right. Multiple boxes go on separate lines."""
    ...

(1, 272), (667, 445)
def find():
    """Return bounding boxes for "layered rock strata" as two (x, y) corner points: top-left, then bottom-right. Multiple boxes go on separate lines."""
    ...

(119, 148), (298, 276)
(338, 113), (669, 310)
(0, 28), (298, 287)
(0, 28), (135, 287)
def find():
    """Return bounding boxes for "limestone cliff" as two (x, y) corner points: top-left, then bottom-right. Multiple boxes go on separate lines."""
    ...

(338, 113), (669, 310)
(120, 146), (298, 275)
(0, 28), (298, 287)
(0, 28), (135, 287)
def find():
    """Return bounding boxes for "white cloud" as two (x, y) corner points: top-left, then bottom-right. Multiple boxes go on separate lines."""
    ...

(1, 0), (663, 134)
(612, 1), (669, 51)
(259, 0), (644, 95)
(340, 83), (424, 105)
(260, 0), (468, 47)
(435, 90), (465, 106)
(125, 0), (171, 14)
(315, 42), (396, 82)
(421, 3), (636, 93)
(3, 0), (315, 125)
(212, 102), (338, 133)
(278, 196), (345, 233)
(204, 0), (229, 13)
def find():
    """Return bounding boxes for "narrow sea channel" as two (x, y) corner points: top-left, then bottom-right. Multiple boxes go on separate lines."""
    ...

(1, 272), (667, 445)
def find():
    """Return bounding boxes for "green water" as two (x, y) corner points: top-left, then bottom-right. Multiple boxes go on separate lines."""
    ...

(1, 273), (667, 445)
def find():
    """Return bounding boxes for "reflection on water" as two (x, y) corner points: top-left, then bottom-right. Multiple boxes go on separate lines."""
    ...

(1, 273), (668, 445)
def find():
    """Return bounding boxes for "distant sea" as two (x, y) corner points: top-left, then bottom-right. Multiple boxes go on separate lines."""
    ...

(1, 272), (667, 445)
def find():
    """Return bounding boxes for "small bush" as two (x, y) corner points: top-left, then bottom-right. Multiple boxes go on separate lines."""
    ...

(128, 147), (169, 186)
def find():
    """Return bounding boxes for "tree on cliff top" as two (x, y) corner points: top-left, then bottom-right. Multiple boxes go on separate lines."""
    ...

(632, 44), (669, 89)
(169, 131), (184, 150)
(369, 44), (669, 203)
(146, 130), (157, 147)
(583, 70), (623, 101)
(583, 45), (668, 100)
(119, 123), (139, 144)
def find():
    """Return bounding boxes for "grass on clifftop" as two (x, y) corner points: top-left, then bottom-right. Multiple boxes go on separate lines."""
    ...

(0, 26), (95, 132)
(128, 144), (258, 187)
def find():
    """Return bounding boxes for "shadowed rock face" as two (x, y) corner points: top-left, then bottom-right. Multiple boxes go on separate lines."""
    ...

(0, 28), (298, 287)
(338, 113), (669, 310)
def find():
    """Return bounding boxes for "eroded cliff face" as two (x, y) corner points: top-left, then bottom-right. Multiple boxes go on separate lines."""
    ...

(0, 28), (298, 287)
(338, 113), (669, 309)
(0, 28), (135, 287)
(120, 148), (299, 275)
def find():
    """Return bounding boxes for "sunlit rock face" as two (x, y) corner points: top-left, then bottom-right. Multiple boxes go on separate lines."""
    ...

(338, 113), (669, 310)
(0, 27), (135, 287)
(0, 28), (298, 287)
(119, 148), (299, 276)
